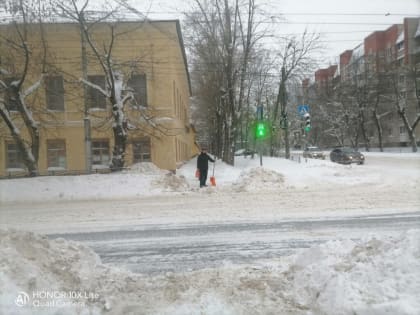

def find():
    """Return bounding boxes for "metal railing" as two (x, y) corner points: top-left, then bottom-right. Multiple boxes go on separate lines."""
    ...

(0, 167), (131, 180)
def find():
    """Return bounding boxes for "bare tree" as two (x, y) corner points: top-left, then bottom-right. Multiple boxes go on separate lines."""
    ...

(370, 72), (393, 152)
(185, 0), (262, 165)
(0, 0), (48, 176)
(385, 63), (420, 152)
(271, 30), (322, 158)
(54, 0), (128, 170)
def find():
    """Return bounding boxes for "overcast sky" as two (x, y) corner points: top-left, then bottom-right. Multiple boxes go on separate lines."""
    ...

(123, 0), (419, 68)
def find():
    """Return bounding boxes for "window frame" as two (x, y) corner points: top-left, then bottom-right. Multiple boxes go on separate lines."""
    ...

(127, 74), (147, 107)
(5, 141), (25, 169)
(132, 138), (151, 163)
(87, 75), (106, 110)
(91, 139), (110, 167)
(46, 139), (67, 169)
(45, 75), (65, 111)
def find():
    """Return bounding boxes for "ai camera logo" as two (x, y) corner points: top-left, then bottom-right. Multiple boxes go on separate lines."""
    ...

(15, 291), (30, 307)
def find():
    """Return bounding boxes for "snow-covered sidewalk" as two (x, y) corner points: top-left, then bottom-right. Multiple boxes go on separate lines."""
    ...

(1, 152), (419, 204)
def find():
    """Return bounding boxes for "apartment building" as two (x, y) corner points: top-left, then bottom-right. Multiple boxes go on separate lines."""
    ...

(310, 17), (420, 148)
(314, 65), (338, 95)
(0, 20), (198, 177)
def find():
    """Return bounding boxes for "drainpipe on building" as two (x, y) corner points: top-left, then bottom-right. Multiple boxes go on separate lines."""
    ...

(80, 13), (92, 173)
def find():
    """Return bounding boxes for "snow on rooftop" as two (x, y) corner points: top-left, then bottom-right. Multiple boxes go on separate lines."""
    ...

(350, 43), (364, 61)
(396, 31), (404, 44)
(415, 21), (420, 38)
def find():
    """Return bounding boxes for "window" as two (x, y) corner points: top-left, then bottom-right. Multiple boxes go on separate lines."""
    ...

(4, 77), (18, 111)
(5, 142), (24, 169)
(87, 75), (106, 109)
(92, 140), (110, 166)
(399, 75), (405, 84)
(400, 126), (406, 134)
(399, 91), (407, 99)
(45, 75), (64, 111)
(127, 74), (147, 107)
(47, 140), (66, 169)
(132, 138), (151, 163)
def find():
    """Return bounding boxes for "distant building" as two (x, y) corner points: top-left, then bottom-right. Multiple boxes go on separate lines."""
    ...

(307, 17), (420, 148)
(314, 65), (338, 95)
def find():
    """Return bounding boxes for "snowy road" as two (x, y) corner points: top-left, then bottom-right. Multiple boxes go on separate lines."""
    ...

(1, 154), (420, 314)
(47, 211), (420, 274)
(2, 153), (419, 276)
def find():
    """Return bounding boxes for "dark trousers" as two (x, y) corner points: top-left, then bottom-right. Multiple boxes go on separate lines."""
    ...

(199, 169), (208, 187)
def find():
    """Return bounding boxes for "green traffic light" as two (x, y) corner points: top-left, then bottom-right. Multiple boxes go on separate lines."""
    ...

(256, 122), (267, 138)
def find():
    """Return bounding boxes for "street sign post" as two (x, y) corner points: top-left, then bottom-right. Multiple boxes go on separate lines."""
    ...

(298, 105), (309, 117)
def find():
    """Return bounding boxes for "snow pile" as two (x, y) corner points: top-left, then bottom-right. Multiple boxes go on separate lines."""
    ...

(1, 229), (419, 315)
(286, 230), (420, 314)
(0, 168), (167, 203)
(0, 229), (103, 315)
(126, 162), (166, 175)
(233, 167), (285, 192)
(1, 153), (419, 203)
(152, 173), (190, 192)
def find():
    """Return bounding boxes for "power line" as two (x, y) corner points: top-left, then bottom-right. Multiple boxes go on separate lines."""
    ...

(267, 12), (419, 17)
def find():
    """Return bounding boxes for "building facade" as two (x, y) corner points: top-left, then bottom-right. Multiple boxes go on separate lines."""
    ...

(0, 20), (198, 177)
(308, 17), (420, 148)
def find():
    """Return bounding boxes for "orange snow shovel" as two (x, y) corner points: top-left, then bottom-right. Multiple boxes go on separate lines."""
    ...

(210, 161), (216, 186)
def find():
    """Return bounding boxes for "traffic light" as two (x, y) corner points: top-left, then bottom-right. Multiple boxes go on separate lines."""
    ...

(256, 122), (267, 139)
(304, 113), (311, 132)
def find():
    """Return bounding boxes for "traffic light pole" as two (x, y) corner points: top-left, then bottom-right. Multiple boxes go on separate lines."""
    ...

(255, 106), (265, 166)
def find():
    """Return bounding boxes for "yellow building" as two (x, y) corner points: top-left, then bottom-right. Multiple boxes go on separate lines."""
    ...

(0, 20), (198, 177)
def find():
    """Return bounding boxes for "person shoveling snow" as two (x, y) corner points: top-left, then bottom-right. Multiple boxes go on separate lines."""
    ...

(196, 147), (215, 188)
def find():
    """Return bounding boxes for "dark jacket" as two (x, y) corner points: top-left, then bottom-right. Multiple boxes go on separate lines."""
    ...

(197, 152), (215, 170)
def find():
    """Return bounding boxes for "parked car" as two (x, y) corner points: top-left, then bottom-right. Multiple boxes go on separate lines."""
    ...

(303, 146), (325, 159)
(330, 147), (365, 165)
(234, 148), (256, 157)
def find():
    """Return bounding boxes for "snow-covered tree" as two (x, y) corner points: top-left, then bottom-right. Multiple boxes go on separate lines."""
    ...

(0, 0), (49, 176)
(54, 0), (171, 170)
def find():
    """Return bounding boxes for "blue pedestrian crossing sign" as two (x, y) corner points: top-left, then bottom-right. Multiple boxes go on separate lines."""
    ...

(298, 105), (309, 117)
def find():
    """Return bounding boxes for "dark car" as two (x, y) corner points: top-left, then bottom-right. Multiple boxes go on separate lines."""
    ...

(303, 146), (325, 159)
(330, 147), (365, 165)
(234, 148), (256, 157)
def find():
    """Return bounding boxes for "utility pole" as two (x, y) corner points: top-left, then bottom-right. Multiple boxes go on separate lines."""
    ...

(279, 66), (290, 159)
(255, 105), (267, 166)
(80, 13), (91, 173)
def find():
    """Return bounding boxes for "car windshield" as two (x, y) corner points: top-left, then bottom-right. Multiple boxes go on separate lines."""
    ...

(342, 148), (358, 153)
(307, 147), (320, 151)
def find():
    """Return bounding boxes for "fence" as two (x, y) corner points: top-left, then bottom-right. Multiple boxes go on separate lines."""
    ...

(0, 167), (130, 180)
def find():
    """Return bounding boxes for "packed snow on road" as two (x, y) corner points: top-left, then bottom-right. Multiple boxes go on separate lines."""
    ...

(1, 151), (419, 315)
